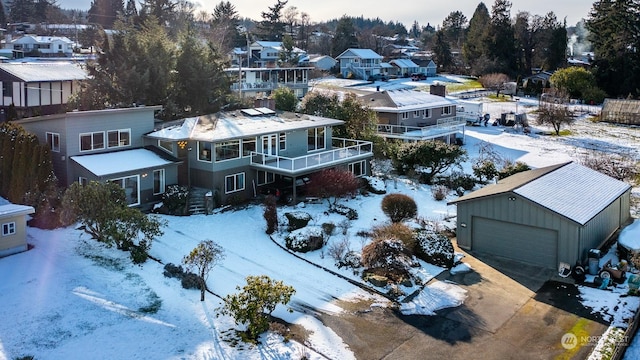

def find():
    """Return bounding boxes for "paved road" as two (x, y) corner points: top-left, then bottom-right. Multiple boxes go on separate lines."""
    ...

(319, 243), (608, 360)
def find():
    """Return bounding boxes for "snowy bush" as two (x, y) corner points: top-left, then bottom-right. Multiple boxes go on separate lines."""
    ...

(361, 239), (416, 283)
(371, 223), (416, 253)
(162, 263), (203, 289)
(331, 204), (358, 220)
(431, 185), (449, 201)
(327, 237), (350, 263)
(162, 185), (190, 215)
(414, 229), (454, 268)
(362, 176), (386, 194)
(284, 211), (312, 231)
(285, 226), (325, 253)
(338, 250), (362, 269)
(321, 222), (336, 236)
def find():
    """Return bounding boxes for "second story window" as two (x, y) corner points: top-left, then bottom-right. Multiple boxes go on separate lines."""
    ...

(242, 137), (256, 157)
(279, 132), (286, 151)
(198, 141), (212, 162)
(308, 127), (325, 151)
(414, 110), (421, 118)
(401, 112), (409, 120)
(443, 106), (453, 115)
(80, 131), (105, 152)
(158, 140), (173, 153)
(424, 109), (431, 118)
(107, 129), (130, 148)
(46, 132), (60, 152)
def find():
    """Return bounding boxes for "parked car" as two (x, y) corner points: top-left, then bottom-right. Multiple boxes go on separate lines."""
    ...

(410, 73), (427, 81)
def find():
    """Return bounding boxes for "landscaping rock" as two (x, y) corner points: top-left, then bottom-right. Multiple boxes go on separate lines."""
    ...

(285, 226), (324, 253)
(285, 211), (312, 231)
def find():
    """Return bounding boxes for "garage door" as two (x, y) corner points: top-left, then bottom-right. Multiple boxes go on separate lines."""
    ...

(472, 217), (558, 269)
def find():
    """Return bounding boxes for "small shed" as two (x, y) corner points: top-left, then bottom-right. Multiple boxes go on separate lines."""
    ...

(600, 99), (640, 125)
(0, 204), (34, 257)
(448, 162), (631, 269)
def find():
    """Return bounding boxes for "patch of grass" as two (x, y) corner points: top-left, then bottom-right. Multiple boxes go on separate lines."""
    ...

(486, 94), (513, 102)
(557, 129), (572, 136)
(445, 79), (483, 93)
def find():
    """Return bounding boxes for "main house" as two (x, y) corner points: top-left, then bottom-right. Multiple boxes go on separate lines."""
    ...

(14, 106), (182, 207)
(0, 62), (87, 118)
(359, 86), (466, 143)
(145, 108), (373, 205)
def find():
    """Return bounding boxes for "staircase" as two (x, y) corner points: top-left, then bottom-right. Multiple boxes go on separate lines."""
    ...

(187, 187), (211, 215)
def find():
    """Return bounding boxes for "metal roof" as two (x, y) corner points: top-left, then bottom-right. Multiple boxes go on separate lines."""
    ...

(390, 59), (419, 68)
(146, 110), (343, 142)
(449, 162), (631, 225)
(71, 148), (178, 177)
(336, 48), (383, 59)
(0, 62), (87, 82)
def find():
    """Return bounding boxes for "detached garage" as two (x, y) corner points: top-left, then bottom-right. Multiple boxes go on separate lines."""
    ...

(449, 162), (631, 269)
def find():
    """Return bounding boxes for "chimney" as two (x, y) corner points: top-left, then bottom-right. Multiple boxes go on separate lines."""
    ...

(430, 84), (446, 97)
(254, 97), (276, 110)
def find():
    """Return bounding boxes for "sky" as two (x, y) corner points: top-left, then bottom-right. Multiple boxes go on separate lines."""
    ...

(58, 0), (594, 28)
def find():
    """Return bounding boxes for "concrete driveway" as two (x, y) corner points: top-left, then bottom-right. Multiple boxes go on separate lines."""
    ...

(319, 242), (608, 359)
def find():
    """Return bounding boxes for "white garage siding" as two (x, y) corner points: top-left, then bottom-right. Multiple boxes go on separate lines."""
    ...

(472, 217), (559, 268)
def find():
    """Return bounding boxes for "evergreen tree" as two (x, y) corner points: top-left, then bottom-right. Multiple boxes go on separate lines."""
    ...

(463, 2), (491, 75)
(586, 0), (640, 98)
(174, 30), (230, 117)
(124, 0), (137, 20)
(88, 0), (124, 28)
(433, 30), (454, 72)
(9, 0), (35, 22)
(485, 0), (517, 76)
(331, 16), (358, 57)
(441, 11), (467, 49)
(0, 2), (5, 40)
(139, 0), (176, 26)
(210, 1), (243, 53)
(256, 0), (287, 41)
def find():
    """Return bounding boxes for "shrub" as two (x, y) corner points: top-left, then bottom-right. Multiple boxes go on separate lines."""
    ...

(327, 237), (350, 263)
(498, 161), (530, 179)
(284, 211), (312, 231)
(381, 193), (417, 223)
(339, 250), (362, 269)
(372, 223), (416, 253)
(307, 169), (361, 209)
(162, 185), (190, 215)
(331, 204), (358, 220)
(473, 160), (499, 183)
(414, 229), (454, 268)
(163, 263), (184, 278)
(181, 272), (203, 290)
(361, 239), (415, 283)
(431, 185), (449, 201)
(285, 226), (324, 252)
(263, 195), (278, 235)
(322, 222), (336, 236)
(441, 171), (477, 191)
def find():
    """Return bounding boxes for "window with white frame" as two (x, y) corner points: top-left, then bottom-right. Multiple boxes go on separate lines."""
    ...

(158, 140), (173, 153)
(443, 106), (453, 115)
(46, 132), (60, 152)
(307, 127), (325, 151)
(109, 175), (139, 206)
(78, 177), (88, 186)
(80, 131), (105, 151)
(256, 170), (275, 185)
(153, 169), (165, 195)
(2, 222), (16, 236)
(242, 137), (256, 157)
(198, 141), (212, 162)
(414, 110), (421, 118)
(107, 129), (131, 148)
(215, 140), (241, 162)
(225, 172), (245, 194)
(279, 132), (286, 150)
(349, 160), (366, 177)
(423, 109), (431, 118)
(401, 112), (409, 120)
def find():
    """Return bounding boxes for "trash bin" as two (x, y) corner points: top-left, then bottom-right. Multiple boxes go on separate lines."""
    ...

(588, 258), (600, 275)
(587, 248), (601, 275)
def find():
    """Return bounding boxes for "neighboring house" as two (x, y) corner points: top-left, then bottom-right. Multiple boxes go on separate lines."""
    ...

(309, 55), (337, 71)
(4, 35), (74, 57)
(248, 41), (307, 68)
(412, 59), (437, 77)
(145, 108), (374, 205)
(449, 162), (631, 269)
(360, 86), (465, 143)
(600, 99), (640, 125)
(388, 59), (419, 77)
(522, 71), (553, 89)
(0, 203), (34, 257)
(225, 66), (313, 98)
(0, 62), (87, 117)
(14, 106), (181, 207)
(335, 48), (384, 80)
